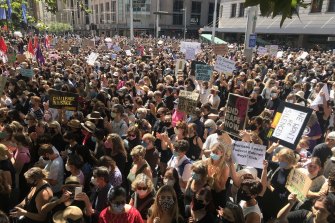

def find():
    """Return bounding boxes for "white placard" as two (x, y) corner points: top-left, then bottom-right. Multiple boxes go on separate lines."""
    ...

(180, 41), (201, 54)
(298, 52), (309, 60)
(257, 46), (268, 56)
(276, 51), (284, 58)
(185, 47), (196, 60)
(86, 52), (99, 66)
(310, 84), (330, 109)
(125, 50), (132, 56)
(214, 55), (235, 73)
(272, 107), (308, 144)
(232, 141), (266, 169)
(266, 45), (278, 57)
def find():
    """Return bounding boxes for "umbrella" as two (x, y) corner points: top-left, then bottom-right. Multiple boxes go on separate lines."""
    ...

(105, 37), (112, 42)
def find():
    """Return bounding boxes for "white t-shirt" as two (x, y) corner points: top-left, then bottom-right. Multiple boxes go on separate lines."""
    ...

(45, 155), (64, 193)
(167, 155), (192, 192)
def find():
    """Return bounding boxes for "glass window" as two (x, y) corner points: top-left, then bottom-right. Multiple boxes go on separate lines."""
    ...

(190, 14), (200, 25)
(191, 1), (201, 14)
(220, 5), (223, 18)
(100, 3), (104, 12)
(173, 14), (183, 25)
(231, 3), (237, 17)
(239, 3), (244, 17)
(311, 0), (323, 12)
(106, 2), (110, 11)
(329, 0), (335, 12)
(111, 1), (116, 11)
(173, 0), (183, 12)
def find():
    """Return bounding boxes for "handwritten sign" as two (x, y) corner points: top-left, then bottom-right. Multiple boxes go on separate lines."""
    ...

(195, 64), (212, 81)
(265, 45), (278, 57)
(232, 141), (266, 169)
(20, 68), (34, 78)
(185, 47), (196, 60)
(49, 89), (79, 111)
(180, 41), (201, 54)
(70, 46), (79, 54)
(178, 90), (199, 115)
(213, 44), (228, 55)
(286, 168), (312, 201)
(214, 56), (235, 74)
(0, 76), (7, 95)
(224, 93), (249, 137)
(7, 53), (16, 63)
(175, 59), (186, 76)
(125, 50), (132, 56)
(257, 46), (268, 56)
(268, 102), (312, 149)
(86, 52), (99, 66)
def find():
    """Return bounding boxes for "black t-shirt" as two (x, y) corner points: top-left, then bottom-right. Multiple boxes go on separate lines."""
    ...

(0, 159), (16, 188)
(131, 191), (155, 220)
(286, 209), (314, 223)
(312, 143), (332, 167)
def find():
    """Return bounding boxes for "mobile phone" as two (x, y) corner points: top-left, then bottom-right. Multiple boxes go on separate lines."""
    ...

(74, 186), (82, 197)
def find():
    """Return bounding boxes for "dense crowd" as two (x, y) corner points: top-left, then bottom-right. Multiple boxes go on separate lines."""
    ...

(0, 33), (334, 223)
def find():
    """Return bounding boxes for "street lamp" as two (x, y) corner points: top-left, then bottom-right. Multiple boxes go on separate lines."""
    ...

(181, 8), (186, 40)
(130, 0), (134, 41)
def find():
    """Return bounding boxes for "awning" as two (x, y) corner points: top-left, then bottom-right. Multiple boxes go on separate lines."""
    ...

(200, 34), (228, 44)
(257, 37), (271, 45)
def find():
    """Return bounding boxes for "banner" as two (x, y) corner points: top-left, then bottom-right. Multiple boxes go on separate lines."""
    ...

(195, 64), (212, 81)
(265, 45), (278, 57)
(178, 90), (199, 115)
(286, 168), (312, 201)
(0, 75), (7, 95)
(223, 93), (249, 137)
(86, 52), (99, 66)
(49, 89), (79, 111)
(213, 44), (228, 55)
(257, 46), (268, 56)
(185, 47), (196, 60)
(232, 141), (266, 169)
(268, 102), (313, 149)
(70, 46), (79, 54)
(20, 68), (34, 78)
(175, 59), (186, 76)
(180, 41), (201, 54)
(214, 56), (235, 74)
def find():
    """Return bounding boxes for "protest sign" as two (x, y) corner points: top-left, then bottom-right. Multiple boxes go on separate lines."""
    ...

(195, 64), (212, 81)
(298, 52), (309, 60)
(268, 102), (313, 149)
(86, 53), (99, 66)
(232, 141), (266, 169)
(49, 89), (79, 111)
(276, 51), (284, 58)
(214, 56), (235, 74)
(180, 41), (201, 54)
(224, 93), (249, 137)
(175, 59), (186, 76)
(16, 54), (26, 63)
(82, 39), (95, 49)
(213, 44), (228, 55)
(310, 84), (330, 109)
(113, 45), (121, 52)
(249, 34), (257, 48)
(111, 54), (117, 60)
(185, 47), (196, 60)
(190, 60), (206, 73)
(286, 168), (312, 201)
(178, 90), (199, 115)
(20, 68), (34, 78)
(7, 53), (16, 63)
(265, 45), (279, 57)
(0, 76), (7, 95)
(257, 46), (268, 56)
(125, 50), (132, 56)
(70, 46), (80, 54)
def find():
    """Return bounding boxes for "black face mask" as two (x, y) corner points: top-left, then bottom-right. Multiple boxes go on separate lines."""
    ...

(250, 98), (256, 103)
(237, 188), (252, 201)
(192, 199), (206, 211)
(249, 124), (257, 131)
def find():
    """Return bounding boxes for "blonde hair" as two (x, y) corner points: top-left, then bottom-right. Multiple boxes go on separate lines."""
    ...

(142, 133), (156, 143)
(131, 145), (146, 157)
(277, 148), (297, 165)
(131, 173), (154, 192)
(148, 185), (181, 223)
(191, 160), (208, 179)
(208, 143), (231, 168)
(24, 167), (48, 181)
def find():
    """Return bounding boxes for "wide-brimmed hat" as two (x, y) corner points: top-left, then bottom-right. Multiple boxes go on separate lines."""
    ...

(67, 119), (81, 129)
(81, 121), (96, 133)
(295, 91), (304, 99)
(63, 176), (81, 187)
(53, 206), (83, 223)
(86, 111), (103, 120)
(211, 86), (219, 92)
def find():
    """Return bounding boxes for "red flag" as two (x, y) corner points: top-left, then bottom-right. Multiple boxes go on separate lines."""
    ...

(45, 35), (50, 49)
(0, 37), (7, 53)
(28, 39), (34, 55)
(33, 36), (38, 49)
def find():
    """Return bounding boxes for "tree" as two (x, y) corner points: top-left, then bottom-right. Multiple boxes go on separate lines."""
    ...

(47, 22), (73, 34)
(244, 0), (311, 27)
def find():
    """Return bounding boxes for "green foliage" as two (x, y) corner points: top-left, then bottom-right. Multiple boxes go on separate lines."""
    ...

(244, 0), (311, 27)
(47, 22), (73, 33)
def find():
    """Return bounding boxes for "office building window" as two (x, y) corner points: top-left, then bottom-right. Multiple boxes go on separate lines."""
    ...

(190, 15), (200, 25)
(111, 1), (116, 11)
(191, 1), (201, 13)
(106, 2), (110, 11)
(95, 5), (99, 23)
(220, 5), (223, 18)
(329, 0), (335, 12)
(100, 3), (104, 23)
(311, 0), (323, 12)
(231, 3), (237, 17)
(191, 1), (201, 25)
(173, 14), (183, 25)
(173, 0), (183, 11)
(239, 3), (244, 17)
(208, 2), (219, 24)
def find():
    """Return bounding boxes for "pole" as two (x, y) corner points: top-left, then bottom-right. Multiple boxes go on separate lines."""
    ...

(183, 7), (186, 40)
(156, 0), (159, 38)
(244, 6), (257, 49)
(130, 0), (134, 40)
(211, 0), (218, 44)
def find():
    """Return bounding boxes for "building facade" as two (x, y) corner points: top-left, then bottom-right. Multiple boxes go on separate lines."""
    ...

(216, 0), (335, 48)
(54, 0), (219, 38)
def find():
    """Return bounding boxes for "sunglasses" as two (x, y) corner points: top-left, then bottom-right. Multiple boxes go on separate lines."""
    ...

(137, 186), (148, 190)
(128, 134), (136, 138)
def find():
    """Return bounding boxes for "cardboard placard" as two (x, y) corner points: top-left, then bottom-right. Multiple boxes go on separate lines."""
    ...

(214, 56), (235, 74)
(16, 54), (27, 63)
(286, 168), (312, 201)
(268, 102), (313, 149)
(70, 46), (80, 54)
(49, 89), (79, 111)
(0, 76), (7, 95)
(232, 141), (266, 169)
(175, 59), (186, 76)
(86, 52), (99, 66)
(265, 45), (278, 57)
(195, 64), (212, 81)
(178, 90), (199, 115)
(82, 39), (95, 49)
(224, 93), (249, 137)
(257, 46), (268, 56)
(213, 44), (228, 55)
(20, 68), (34, 78)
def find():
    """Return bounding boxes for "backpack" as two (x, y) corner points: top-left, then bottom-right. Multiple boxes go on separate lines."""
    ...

(177, 157), (192, 177)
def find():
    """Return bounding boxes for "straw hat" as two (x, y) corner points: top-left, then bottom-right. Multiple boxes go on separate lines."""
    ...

(53, 206), (83, 223)
(211, 85), (219, 92)
(81, 121), (96, 133)
(67, 119), (81, 129)
(86, 111), (103, 120)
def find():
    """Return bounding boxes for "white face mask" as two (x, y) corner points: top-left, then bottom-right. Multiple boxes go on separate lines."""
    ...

(90, 177), (97, 186)
(163, 178), (175, 186)
(65, 164), (71, 172)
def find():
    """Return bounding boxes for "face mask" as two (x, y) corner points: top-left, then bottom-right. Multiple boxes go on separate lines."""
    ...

(173, 150), (179, 157)
(279, 161), (289, 169)
(271, 93), (278, 98)
(111, 112), (117, 118)
(163, 178), (175, 186)
(191, 172), (201, 181)
(65, 164), (71, 172)
(192, 199), (206, 211)
(287, 99), (294, 103)
(104, 140), (112, 149)
(136, 189), (148, 197)
(91, 136), (97, 143)
(249, 124), (257, 131)
(141, 140), (148, 148)
(91, 177), (97, 186)
(237, 189), (252, 201)
(158, 197), (175, 212)
(210, 152), (221, 161)
(24, 119), (29, 125)
(111, 203), (125, 213)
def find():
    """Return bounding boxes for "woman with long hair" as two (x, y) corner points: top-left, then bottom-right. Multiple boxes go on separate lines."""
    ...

(0, 170), (11, 213)
(187, 123), (203, 162)
(147, 185), (183, 223)
(98, 156), (122, 188)
(104, 133), (127, 174)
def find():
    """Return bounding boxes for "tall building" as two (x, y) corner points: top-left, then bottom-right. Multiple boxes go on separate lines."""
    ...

(217, 0), (335, 48)
(54, 0), (220, 38)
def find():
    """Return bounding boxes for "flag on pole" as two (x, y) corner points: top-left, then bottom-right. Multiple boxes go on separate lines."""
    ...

(0, 8), (6, 20)
(22, 3), (27, 24)
(35, 44), (45, 64)
(7, 0), (12, 19)
(45, 35), (50, 49)
(0, 37), (7, 53)
(33, 36), (38, 49)
(28, 39), (34, 55)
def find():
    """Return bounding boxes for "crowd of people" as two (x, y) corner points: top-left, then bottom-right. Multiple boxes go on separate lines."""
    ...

(0, 33), (334, 223)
